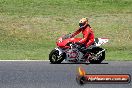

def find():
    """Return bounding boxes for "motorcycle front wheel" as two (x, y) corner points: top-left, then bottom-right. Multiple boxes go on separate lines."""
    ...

(49, 49), (65, 64)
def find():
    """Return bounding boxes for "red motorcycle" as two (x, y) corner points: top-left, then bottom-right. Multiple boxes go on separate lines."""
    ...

(49, 33), (109, 64)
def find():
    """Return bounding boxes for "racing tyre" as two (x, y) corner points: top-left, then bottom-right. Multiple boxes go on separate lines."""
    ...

(49, 49), (65, 64)
(89, 47), (105, 64)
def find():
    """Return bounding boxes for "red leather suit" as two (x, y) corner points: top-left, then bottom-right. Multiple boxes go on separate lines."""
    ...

(72, 26), (95, 48)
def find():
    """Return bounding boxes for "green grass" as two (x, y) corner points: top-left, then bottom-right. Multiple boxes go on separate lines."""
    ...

(0, 0), (132, 60)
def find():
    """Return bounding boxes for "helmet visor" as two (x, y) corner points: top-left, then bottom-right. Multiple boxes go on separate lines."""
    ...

(79, 23), (85, 28)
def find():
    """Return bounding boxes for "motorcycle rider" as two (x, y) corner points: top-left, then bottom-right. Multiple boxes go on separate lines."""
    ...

(71, 18), (95, 51)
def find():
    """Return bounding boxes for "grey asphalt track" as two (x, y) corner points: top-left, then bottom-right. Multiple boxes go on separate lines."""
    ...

(0, 61), (131, 88)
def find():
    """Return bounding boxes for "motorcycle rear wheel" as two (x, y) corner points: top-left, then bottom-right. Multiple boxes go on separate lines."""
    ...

(49, 49), (65, 64)
(89, 47), (105, 64)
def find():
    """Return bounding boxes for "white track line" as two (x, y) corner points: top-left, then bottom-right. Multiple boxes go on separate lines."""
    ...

(0, 60), (49, 62)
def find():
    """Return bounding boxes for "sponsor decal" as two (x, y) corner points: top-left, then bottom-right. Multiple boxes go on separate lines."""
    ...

(76, 66), (131, 85)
